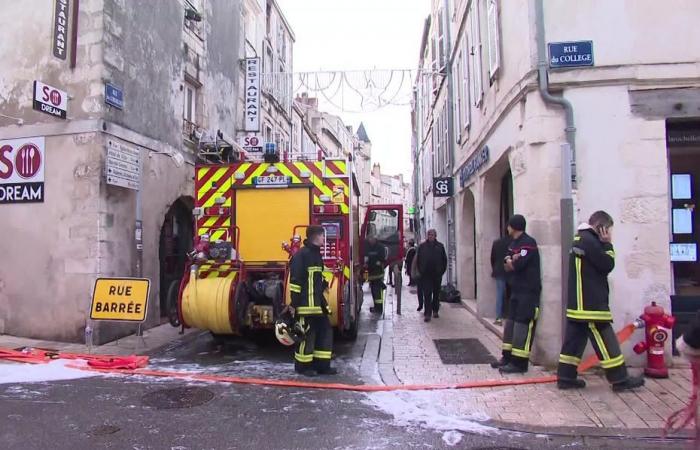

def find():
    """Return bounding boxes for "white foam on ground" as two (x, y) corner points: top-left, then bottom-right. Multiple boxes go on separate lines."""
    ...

(0, 360), (97, 385)
(363, 390), (496, 436)
(441, 430), (464, 446)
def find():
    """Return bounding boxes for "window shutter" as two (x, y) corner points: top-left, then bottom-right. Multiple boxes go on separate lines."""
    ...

(487, 0), (501, 81)
(469, 5), (483, 107)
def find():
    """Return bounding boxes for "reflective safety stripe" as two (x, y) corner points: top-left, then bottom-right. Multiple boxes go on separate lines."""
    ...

(502, 343), (513, 351)
(512, 315), (537, 358)
(294, 353), (313, 363)
(575, 258), (583, 312)
(511, 348), (530, 358)
(588, 323), (610, 361)
(308, 266), (323, 272)
(375, 287), (385, 305)
(600, 354), (625, 369)
(567, 309), (613, 321)
(312, 350), (332, 360)
(605, 250), (615, 258)
(296, 306), (324, 315)
(343, 266), (351, 279)
(559, 354), (581, 366)
(289, 283), (301, 293)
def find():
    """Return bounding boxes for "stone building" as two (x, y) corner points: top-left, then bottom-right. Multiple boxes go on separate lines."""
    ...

(412, 0), (700, 365)
(0, 0), (242, 343)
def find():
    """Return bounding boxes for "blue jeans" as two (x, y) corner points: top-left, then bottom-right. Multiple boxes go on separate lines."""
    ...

(495, 277), (506, 319)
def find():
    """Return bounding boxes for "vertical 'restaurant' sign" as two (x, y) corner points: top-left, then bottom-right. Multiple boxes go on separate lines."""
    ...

(53, 0), (70, 60)
(245, 58), (260, 132)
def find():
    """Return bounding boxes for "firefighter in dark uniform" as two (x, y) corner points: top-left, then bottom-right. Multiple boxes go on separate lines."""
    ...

(491, 215), (541, 374)
(557, 211), (644, 391)
(289, 225), (337, 376)
(365, 235), (387, 314)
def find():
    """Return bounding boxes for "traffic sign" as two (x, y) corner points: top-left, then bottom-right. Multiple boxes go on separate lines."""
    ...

(105, 139), (140, 190)
(90, 278), (150, 322)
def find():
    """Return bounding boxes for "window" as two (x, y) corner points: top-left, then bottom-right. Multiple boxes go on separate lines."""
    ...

(437, 8), (446, 70)
(486, 0), (501, 81)
(183, 82), (197, 123)
(430, 37), (438, 96)
(453, 54), (462, 142)
(460, 34), (471, 129)
(468, 3), (483, 107)
(184, 0), (204, 40)
(266, 2), (272, 36)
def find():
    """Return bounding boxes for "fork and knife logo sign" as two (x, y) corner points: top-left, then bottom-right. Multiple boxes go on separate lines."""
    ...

(16, 144), (41, 179)
(0, 137), (45, 204)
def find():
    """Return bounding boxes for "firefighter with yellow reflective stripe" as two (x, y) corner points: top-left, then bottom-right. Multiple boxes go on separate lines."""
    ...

(492, 215), (541, 374)
(365, 235), (387, 314)
(557, 211), (644, 391)
(289, 225), (337, 376)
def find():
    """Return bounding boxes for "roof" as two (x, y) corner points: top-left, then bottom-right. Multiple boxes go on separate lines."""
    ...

(356, 122), (371, 143)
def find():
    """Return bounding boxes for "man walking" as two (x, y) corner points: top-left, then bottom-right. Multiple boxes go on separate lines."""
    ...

(492, 215), (541, 374)
(365, 235), (387, 314)
(289, 225), (337, 376)
(557, 211), (644, 391)
(490, 234), (511, 325)
(416, 229), (447, 322)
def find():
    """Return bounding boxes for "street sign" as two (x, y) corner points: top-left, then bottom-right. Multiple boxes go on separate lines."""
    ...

(33, 81), (68, 119)
(90, 278), (150, 322)
(548, 41), (594, 68)
(105, 139), (140, 190)
(0, 137), (46, 204)
(433, 177), (454, 197)
(105, 83), (124, 109)
(240, 134), (262, 152)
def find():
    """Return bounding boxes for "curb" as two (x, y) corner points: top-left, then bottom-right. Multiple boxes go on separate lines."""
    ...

(461, 299), (504, 339)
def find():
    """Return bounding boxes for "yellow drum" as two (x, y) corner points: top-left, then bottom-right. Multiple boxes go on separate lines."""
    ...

(181, 274), (238, 334)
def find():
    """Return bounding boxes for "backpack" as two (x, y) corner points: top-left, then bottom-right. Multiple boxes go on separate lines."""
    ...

(439, 283), (461, 303)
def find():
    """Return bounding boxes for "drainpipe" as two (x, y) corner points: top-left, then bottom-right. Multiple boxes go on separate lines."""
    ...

(535, 0), (576, 335)
(443, 0), (458, 287)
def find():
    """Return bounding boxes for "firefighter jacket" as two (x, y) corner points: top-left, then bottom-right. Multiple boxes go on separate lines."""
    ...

(567, 225), (615, 322)
(365, 241), (387, 280)
(506, 232), (541, 321)
(289, 241), (329, 316)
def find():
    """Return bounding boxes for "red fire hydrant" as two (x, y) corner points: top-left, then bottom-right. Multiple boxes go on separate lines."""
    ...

(633, 302), (676, 378)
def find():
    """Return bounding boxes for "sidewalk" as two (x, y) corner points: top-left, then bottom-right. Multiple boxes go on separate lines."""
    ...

(0, 322), (200, 357)
(381, 283), (695, 437)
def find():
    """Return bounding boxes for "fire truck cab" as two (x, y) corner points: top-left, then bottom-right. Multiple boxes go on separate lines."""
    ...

(172, 149), (404, 341)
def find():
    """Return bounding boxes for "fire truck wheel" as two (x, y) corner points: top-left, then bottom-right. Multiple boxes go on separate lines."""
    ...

(167, 279), (181, 328)
(210, 332), (228, 345)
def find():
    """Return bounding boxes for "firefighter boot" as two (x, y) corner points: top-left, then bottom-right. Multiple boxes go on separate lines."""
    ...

(557, 378), (587, 390)
(612, 375), (645, 392)
(490, 353), (511, 369)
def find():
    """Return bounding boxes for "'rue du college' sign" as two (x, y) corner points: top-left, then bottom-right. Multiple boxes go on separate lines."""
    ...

(548, 41), (594, 68)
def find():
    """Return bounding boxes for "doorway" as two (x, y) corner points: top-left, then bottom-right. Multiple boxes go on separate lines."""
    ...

(499, 169), (514, 236)
(158, 197), (194, 320)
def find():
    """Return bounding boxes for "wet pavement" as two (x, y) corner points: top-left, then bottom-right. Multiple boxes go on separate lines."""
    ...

(0, 287), (692, 449)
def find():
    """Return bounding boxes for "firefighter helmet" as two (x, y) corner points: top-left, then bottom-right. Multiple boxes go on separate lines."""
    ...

(274, 308), (304, 346)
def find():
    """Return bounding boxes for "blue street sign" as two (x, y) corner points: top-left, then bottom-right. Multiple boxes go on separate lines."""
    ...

(548, 41), (594, 68)
(105, 83), (124, 109)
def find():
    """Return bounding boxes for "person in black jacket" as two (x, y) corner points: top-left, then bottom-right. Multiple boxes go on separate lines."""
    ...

(490, 235), (511, 325)
(405, 239), (417, 287)
(491, 215), (541, 374)
(289, 225), (337, 376)
(365, 235), (387, 314)
(557, 211), (644, 391)
(416, 229), (447, 322)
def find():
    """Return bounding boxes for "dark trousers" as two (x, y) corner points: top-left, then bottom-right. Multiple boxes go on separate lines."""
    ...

(295, 315), (333, 372)
(502, 305), (539, 369)
(416, 279), (424, 309)
(420, 275), (441, 317)
(369, 278), (385, 312)
(557, 320), (628, 384)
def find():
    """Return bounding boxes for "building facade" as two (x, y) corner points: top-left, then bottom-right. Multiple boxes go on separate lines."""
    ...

(413, 0), (700, 365)
(0, 0), (242, 343)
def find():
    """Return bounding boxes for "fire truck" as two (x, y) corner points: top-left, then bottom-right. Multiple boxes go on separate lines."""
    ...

(170, 147), (404, 341)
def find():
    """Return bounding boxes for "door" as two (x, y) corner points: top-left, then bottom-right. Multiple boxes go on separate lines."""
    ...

(360, 204), (405, 266)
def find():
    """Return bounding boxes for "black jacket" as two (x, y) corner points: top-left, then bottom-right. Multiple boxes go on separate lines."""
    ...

(289, 241), (328, 316)
(567, 227), (615, 322)
(405, 247), (416, 274)
(365, 241), (387, 279)
(490, 236), (510, 278)
(417, 240), (447, 278)
(506, 232), (541, 321)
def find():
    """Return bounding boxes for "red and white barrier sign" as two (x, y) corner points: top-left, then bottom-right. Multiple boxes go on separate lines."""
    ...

(0, 137), (45, 204)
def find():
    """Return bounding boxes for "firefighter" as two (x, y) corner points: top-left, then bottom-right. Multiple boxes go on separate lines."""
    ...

(365, 235), (387, 314)
(491, 215), (541, 374)
(289, 225), (337, 376)
(557, 211), (644, 391)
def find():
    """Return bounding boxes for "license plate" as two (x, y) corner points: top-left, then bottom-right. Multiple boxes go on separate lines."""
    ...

(254, 175), (290, 186)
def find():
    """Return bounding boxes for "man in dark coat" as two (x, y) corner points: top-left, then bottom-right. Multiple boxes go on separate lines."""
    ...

(490, 235), (511, 325)
(416, 229), (447, 322)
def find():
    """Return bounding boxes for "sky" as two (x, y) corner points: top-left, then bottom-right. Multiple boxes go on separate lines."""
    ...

(276, 0), (430, 178)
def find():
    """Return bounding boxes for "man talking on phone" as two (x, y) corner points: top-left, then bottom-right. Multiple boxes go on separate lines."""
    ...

(557, 211), (644, 391)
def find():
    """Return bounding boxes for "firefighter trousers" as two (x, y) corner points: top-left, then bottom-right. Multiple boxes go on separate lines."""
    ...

(294, 315), (333, 372)
(502, 309), (539, 369)
(369, 277), (385, 312)
(557, 320), (628, 384)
